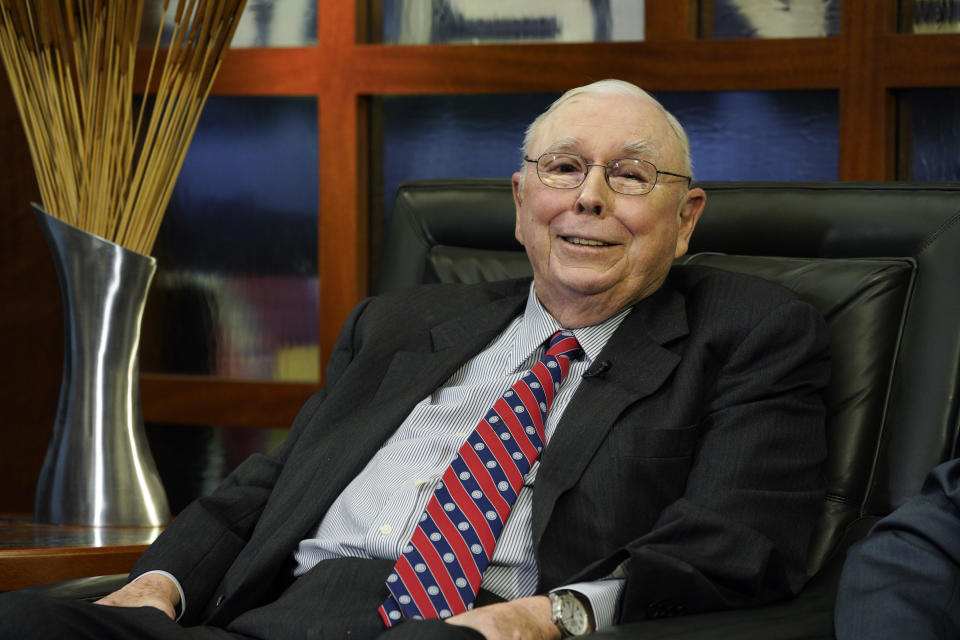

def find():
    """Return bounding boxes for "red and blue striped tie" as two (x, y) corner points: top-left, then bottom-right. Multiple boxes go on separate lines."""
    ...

(379, 330), (584, 626)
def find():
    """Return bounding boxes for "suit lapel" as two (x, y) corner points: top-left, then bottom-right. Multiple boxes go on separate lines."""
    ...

(532, 283), (689, 549)
(234, 289), (530, 589)
(371, 292), (528, 410)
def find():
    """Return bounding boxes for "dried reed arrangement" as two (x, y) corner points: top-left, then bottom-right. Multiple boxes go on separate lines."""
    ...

(0, 0), (246, 255)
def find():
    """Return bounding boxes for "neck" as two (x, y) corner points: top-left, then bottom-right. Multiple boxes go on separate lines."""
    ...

(532, 278), (665, 329)
(534, 292), (629, 329)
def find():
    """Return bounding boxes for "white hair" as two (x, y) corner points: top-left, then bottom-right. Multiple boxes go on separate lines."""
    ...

(520, 79), (693, 181)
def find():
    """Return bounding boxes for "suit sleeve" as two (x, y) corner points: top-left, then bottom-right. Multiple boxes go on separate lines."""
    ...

(591, 299), (831, 621)
(835, 459), (960, 640)
(129, 297), (373, 617)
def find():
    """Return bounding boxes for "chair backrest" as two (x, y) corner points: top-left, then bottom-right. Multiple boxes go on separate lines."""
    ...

(375, 178), (960, 576)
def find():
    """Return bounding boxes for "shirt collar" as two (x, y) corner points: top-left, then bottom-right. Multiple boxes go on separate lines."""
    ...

(511, 282), (633, 371)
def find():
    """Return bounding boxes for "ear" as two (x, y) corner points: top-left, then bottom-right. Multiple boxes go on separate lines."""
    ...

(673, 187), (706, 258)
(512, 171), (525, 245)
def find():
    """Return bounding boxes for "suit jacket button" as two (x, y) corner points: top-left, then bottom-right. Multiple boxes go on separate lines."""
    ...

(215, 594), (225, 607)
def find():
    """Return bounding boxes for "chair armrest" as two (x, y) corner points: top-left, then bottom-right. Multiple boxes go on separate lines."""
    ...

(585, 555), (841, 640)
(22, 573), (128, 601)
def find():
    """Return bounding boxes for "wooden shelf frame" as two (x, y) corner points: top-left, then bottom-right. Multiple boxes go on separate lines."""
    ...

(124, 0), (960, 428)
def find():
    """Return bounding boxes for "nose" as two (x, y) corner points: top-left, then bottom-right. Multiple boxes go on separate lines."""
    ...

(575, 164), (612, 216)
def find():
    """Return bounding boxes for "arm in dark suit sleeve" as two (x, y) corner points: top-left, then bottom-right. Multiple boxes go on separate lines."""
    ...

(835, 458), (960, 640)
(128, 297), (374, 617)
(607, 299), (830, 621)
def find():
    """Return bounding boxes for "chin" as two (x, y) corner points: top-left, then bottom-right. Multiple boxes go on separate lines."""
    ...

(555, 276), (618, 298)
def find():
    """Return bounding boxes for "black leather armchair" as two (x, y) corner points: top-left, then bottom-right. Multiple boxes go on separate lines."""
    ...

(375, 179), (960, 639)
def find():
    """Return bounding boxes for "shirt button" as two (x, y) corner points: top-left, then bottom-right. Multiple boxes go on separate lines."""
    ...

(456, 431), (469, 438)
(414, 478), (427, 486)
(379, 524), (393, 536)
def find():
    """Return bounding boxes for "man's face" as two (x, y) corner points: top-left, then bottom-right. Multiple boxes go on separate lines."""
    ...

(512, 93), (705, 324)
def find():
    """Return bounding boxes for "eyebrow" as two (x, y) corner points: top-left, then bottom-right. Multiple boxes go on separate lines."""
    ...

(621, 140), (659, 161)
(542, 137), (582, 154)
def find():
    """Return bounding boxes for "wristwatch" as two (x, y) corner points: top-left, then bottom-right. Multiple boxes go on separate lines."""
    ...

(548, 590), (596, 637)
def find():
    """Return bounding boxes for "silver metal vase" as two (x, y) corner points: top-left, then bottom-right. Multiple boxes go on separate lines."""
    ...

(33, 203), (171, 526)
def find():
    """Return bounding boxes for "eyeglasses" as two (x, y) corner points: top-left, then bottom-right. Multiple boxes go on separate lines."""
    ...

(524, 152), (691, 196)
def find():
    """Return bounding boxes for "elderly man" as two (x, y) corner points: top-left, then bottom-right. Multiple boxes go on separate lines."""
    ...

(1, 79), (829, 640)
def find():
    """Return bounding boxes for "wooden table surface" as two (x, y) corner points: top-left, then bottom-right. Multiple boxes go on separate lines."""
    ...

(0, 515), (161, 591)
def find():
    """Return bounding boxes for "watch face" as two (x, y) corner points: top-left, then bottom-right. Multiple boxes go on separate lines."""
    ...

(559, 594), (590, 636)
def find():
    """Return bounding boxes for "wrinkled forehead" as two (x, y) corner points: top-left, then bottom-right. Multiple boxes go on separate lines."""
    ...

(532, 93), (682, 165)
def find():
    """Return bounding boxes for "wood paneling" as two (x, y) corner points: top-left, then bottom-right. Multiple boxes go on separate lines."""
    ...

(318, 91), (367, 370)
(880, 33), (960, 87)
(349, 39), (841, 93)
(838, 0), (893, 180)
(646, 0), (699, 41)
(0, 67), (61, 512)
(135, 48), (321, 96)
(141, 376), (318, 428)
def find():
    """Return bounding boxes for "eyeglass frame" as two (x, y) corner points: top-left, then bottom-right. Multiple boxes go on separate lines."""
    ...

(523, 152), (692, 196)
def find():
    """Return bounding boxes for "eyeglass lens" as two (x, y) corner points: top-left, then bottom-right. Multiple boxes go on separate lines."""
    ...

(536, 153), (658, 195)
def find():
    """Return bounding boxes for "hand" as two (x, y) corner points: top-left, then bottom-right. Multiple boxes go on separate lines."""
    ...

(94, 573), (180, 620)
(446, 596), (560, 640)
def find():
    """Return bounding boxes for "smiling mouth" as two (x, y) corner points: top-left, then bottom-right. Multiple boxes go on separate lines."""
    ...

(563, 236), (613, 247)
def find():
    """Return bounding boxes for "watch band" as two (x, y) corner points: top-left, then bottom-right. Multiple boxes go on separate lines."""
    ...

(549, 592), (571, 637)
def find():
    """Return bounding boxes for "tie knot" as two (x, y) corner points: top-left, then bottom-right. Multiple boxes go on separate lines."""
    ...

(545, 330), (584, 361)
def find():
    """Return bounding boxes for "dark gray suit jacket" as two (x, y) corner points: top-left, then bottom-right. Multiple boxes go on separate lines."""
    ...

(132, 265), (829, 629)
(836, 457), (960, 639)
